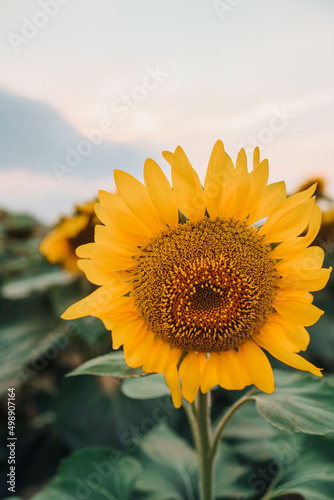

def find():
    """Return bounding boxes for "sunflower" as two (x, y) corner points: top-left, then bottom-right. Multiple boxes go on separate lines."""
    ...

(62, 141), (331, 407)
(40, 201), (98, 273)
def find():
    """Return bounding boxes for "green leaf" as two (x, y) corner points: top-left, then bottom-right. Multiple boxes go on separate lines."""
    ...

(135, 423), (197, 500)
(0, 313), (61, 395)
(253, 370), (334, 434)
(122, 374), (171, 399)
(30, 447), (142, 500)
(223, 403), (283, 463)
(54, 376), (173, 450)
(1, 270), (72, 299)
(214, 442), (255, 499)
(67, 351), (146, 378)
(265, 435), (334, 500)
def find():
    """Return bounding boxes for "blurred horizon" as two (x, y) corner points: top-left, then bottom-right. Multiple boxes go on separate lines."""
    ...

(0, 0), (333, 223)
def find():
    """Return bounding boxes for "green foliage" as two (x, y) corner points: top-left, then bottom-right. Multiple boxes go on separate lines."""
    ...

(30, 448), (142, 500)
(135, 423), (198, 499)
(259, 435), (334, 500)
(67, 351), (146, 378)
(122, 374), (171, 399)
(253, 370), (334, 435)
(1, 209), (334, 499)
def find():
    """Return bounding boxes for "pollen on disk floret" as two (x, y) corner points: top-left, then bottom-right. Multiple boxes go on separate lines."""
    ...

(132, 217), (280, 353)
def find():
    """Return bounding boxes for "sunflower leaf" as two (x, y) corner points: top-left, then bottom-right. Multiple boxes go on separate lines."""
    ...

(262, 435), (334, 500)
(135, 423), (197, 499)
(253, 370), (334, 435)
(122, 373), (171, 399)
(30, 447), (142, 500)
(66, 351), (146, 378)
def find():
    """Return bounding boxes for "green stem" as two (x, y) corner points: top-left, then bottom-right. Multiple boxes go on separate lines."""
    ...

(196, 391), (214, 500)
(211, 389), (257, 459)
(185, 391), (214, 500)
(184, 388), (257, 500)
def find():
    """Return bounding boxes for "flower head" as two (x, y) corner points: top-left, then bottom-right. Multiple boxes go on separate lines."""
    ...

(62, 142), (331, 407)
(40, 201), (98, 273)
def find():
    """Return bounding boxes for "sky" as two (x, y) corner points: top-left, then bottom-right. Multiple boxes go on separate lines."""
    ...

(0, 0), (333, 223)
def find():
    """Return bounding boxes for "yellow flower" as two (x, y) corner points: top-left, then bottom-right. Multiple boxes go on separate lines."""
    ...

(61, 142), (331, 407)
(40, 201), (98, 273)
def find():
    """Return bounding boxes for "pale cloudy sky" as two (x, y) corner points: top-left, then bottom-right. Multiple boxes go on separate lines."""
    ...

(0, 0), (333, 222)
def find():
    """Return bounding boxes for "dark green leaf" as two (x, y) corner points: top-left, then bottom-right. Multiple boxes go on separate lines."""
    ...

(0, 313), (61, 395)
(67, 351), (146, 378)
(253, 371), (334, 434)
(1, 270), (72, 299)
(215, 442), (255, 499)
(122, 374), (171, 399)
(31, 447), (141, 500)
(266, 435), (334, 500)
(54, 376), (173, 450)
(135, 423), (197, 500)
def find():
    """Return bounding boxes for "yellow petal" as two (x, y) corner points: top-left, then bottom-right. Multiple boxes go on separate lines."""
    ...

(204, 140), (227, 218)
(150, 343), (181, 374)
(142, 339), (166, 373)
(274, 300), (324, 326)
(165, 364), (182, 408)
(124, 330), (154, 368)
(201, 353), (219, 393)
(261, 198), (315, 243)
(275, 288), (313, 303)
(279, 268), (331, 292)
(253, 147), (260, 169)
(258, 322), (299, 352)
(271, 205), (322, 259)
(239, 159), (269, 220)
(255, 334), (322, 377)
(238, 341), (274, 393)
(94, 222), (147, 249)
(216, 352), (233, 389)
(61, 283), (130, 319)
(76, 242), (136, 272)
(262, 183), (316, 233)
(111, 317), (145, 349)
(277, 246), (325, 274)
(114, 170), (165, 232)
(94, 226), (141, 255)
(144, 158), (179, 228)
(198, 352), (207, 374)
(77, 259), (114, 285)
(224, 149), (251, 219)
(265, 313), (310, 351)
(164, 146), (205, 221)
(219, 349), (248, 390)
(98, 191), (155, 237)
(179, 352), (201, 403)
(94, 202), (112, 226)
(248, 181), (286, 225)
(218, 151), (236, 216)
(98, 296), (138, 327)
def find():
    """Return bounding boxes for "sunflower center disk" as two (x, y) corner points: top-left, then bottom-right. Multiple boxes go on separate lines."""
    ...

(133, 218), (279, 353)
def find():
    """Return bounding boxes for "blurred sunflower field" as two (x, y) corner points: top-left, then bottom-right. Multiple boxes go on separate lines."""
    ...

(0, 174), (334, 500)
